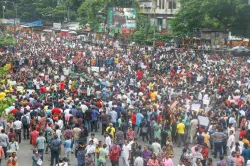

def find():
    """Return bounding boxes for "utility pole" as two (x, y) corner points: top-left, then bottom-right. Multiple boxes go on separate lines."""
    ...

(153, 0), (157, 47)
(2, 5), (4, 19)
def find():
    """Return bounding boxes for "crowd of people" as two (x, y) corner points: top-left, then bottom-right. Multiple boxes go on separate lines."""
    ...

(0, 32), (249, 166)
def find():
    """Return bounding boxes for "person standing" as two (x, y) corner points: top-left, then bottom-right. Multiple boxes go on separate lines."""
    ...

(190, 117), (198, 144)
(176, 119), (185, 147)
(121, 140), (131, 166)
(13, 119), (22, 143)
(227, 130), (235, 154)
(241, 143), (250, 165)
(127, 127), (135, 141)
(142, 145), (152, 166)
(110, 142), (119, 166)
(73, 124), (81, 151)
(21, 111), (30, 140)
(235, 151), (244, 166)
(30, 126), (39, 147)
(50, 135), (61, 166)
(98, 144), (109, 166)
(0, 145), (4, 165)
(36, 132), (46, 161)
(151, 138), (161, 156)
(64, 136), (72, 165)
(0, 129), (9, 159)
(201, 143), (209, 166)
(91, 108), (99, 132)
(110, 109), (118, 128)
(115, 127), (124, 149)
(211, 128), (227, 158)
(100, 111), (109, 135)
(134, 151), (144, 166)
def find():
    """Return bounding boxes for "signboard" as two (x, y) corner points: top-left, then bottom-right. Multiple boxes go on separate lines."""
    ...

(107, 8), (137, 29)
(0, 19), (20, 25)
(53, 23), (62, 30)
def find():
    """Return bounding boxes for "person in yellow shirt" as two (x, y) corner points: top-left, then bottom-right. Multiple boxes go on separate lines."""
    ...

(106, 123), (116, 138)
(114, 56), (119, 64)
(150, 91), (157, 101)
(149, 82), (155, 91)
(176, 119), (185, 147)
(242, 135), (250, 147)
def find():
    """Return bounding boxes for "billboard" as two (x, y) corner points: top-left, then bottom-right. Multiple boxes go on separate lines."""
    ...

(107, 8), (137, 29)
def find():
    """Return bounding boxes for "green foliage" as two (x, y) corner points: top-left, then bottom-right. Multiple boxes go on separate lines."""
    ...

(171, 0), (250, 39)
(129, 14), (172, 45)
(0, 96), (16, 117)
(0, 35), (16, 48)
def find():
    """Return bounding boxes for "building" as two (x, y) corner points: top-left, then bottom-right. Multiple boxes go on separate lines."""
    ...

(138, 0), (180, 33)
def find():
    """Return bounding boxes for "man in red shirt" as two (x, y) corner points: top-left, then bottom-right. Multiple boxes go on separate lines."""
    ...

(30, 126), (39, 147)
(110, 142), (120, 166)
(239, 127), (247, 138)
(137, 70), (143, 80)
(131, 112), (136, 130)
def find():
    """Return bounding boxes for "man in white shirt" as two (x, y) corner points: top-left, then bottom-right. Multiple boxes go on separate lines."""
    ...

(134, 151), (144, 166)
(56, 117), (64, 130)
(151, 138), (161, 156)
(227, 130), (235, 153)
(13, 119), (22, 143)
(88, 133), (98, 148)
(121, 140), (131, 166)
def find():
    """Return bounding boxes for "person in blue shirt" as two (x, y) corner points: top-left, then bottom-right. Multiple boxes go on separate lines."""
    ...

(45, 122), (53, 154)
(241, 143), (250, 164)
(64, 136), (72, 165)
(46, 106), (51, 118)
(92, 108), (99, 132)
(115, 103), (122, 119)
(136, 111), (144, 134)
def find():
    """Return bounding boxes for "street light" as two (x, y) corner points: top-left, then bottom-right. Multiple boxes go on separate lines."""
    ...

(0, 1), (17, 36)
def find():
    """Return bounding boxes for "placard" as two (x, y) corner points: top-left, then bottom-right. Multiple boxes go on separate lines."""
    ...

(90, 67), (100, 72)
(191, 104), (201, 111)
(203, 99), (210, 105)
(7, 80), (16, 86)
(198, 116), (209, 126)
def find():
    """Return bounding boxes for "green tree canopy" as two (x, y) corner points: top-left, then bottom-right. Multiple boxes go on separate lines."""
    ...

(171, 0), (250, 39)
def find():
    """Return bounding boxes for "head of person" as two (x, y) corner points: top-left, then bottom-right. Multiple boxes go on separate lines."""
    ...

(144, 145), (148, 151)
(1, 129), (5, 133)
(152, 153), (157, 160)
(196, 158), (201, 165)
(179, 160), (184, 165)
(219, 155), (224, 161)
(109, 123), (113, 127)
(231, 151), (236, 157)
(207, 158), (213, 165)
(91, 133), (95, 139)
(236, 151), (241, 158)
(124, 140), (128, 145)
(11, 137), (15, 143)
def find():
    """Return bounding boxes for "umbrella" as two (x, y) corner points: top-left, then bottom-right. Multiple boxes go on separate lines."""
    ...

(69, 31), (77, 35)
(51, 108), (61, 115)
(10, 109), (17, 114)
(101, 82), (108, 86)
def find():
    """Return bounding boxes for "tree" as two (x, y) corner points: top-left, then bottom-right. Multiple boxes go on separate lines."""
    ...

(171, 0), (250, 40)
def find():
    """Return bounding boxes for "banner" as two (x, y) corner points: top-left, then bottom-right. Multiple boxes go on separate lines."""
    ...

(107, 8), (137, 29)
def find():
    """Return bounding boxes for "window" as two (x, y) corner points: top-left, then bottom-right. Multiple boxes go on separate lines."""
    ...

(168, 0), (176, 9)
(159, 0), (162, 9)
(158, 0), (165, 9)
(157, 18), (163, 26)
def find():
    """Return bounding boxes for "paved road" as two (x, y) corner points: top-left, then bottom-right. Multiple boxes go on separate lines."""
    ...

(2, 127), (230, 166)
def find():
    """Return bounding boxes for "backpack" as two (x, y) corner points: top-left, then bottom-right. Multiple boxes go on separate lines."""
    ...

(22, 116), (28, 126)
(220, 161), (227, 166)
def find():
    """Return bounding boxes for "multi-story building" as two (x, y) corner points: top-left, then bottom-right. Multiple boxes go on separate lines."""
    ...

(138, 0), (180, 33)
